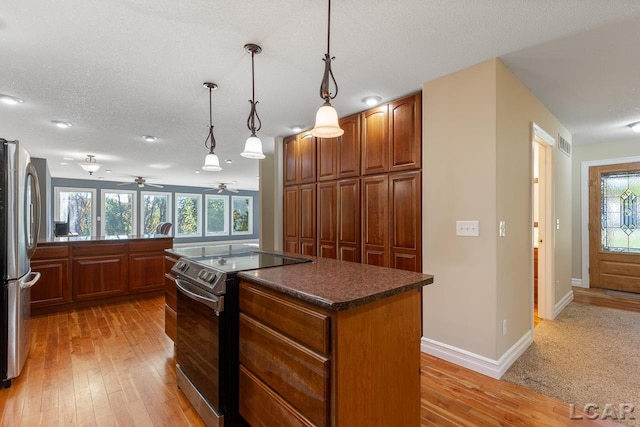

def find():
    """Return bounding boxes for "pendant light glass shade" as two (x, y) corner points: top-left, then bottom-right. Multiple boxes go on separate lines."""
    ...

(312, 103), (344, 138)
(241, 135), (265, 159)
(202, 153), (222, 171)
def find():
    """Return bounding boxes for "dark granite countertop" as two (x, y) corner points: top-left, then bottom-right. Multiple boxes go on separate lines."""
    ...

(238, 256), (434, 311)
(39, 234), (173, 244)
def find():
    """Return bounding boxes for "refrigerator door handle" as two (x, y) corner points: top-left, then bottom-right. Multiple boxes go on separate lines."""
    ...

(20, 271), (41, 289)
(25, 162), (41, 259)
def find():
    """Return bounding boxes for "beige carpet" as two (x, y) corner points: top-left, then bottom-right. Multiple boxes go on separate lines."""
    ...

(503, 302), (640, 426)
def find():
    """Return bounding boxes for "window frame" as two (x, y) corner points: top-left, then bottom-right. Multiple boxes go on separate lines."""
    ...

(100, 189), (138, 237)
(54, 186), (97, 236)
(174, 193), (203, 238)
(141, 191), (172, 235)
(205, 194), (229, 236)
(231, 195), (253, 235)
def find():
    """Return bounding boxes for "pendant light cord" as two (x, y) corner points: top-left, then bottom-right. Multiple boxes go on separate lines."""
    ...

(320, 0), (338, 103)
(247, 48), (262, 136)
(205, 85), (216, 153)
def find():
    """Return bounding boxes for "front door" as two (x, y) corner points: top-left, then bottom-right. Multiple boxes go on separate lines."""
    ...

(589, 162), (640, 292)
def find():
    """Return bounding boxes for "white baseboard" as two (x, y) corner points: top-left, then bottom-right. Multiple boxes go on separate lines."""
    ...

(571, 278), (586, 288)
(553, 289), (573, 318)
(421, 330), (533, 380)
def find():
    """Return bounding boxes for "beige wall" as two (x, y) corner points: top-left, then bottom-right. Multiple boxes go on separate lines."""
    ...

(259, 137), (283, 251)
(571, 138), (640, 280)
(423, 58), (572, 360)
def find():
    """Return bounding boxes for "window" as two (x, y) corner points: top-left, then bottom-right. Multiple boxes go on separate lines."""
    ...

(101, 190), (137, 236)
(175, 193), (202, 237)
(231, 195), (253, 235)
(54, 187), (97, 236)
(141, 191), (171, 234)
(205, 194), (229, 236)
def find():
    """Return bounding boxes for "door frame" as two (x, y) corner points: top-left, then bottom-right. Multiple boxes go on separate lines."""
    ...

(531, 123), (555, 320)
(580, 155), (640, 288)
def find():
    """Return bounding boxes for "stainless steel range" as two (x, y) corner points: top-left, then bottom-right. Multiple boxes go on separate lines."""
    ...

(171, 245), (311, 427)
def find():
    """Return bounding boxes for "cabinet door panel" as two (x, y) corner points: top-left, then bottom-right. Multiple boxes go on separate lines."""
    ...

(361, 106), (388, 175)
(129, 252), (165, 293)
(390, 171), (422, 272)
(72, 255), (127, 300)
(389, 93), (422, 172)
(338, 115), (360, 178)
(299, 184), (316, 255)
(284, 186), (300, 254)
(317, 182), (337, 259)
(317, 137), (337, 182)
(30, 259), (70, 307)
(284, 135), (298, 186)
(361, 175), (389, 267)
(337, 179), (360, 262)
(240, 314), (329, 427)
(298, 133), (316, 184)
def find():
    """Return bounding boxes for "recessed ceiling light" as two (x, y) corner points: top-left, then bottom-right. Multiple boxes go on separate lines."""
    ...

(290, 125), (304, 132)
(51, 120), (72, 129)
(225, 159), (233, 164)
(105, 169), (112, 173)
(60, 162), (69, 166)
(63, 157), (74, 161)
(256, 176), (260, 180)
(630, 122), (640, 133)
(231, 180), (238, 184)
(0, 95), (24, 105)
(98, 177), (104, 180)
(195, 170), (200, 174)
(142, 135), (157, 142)
(362, 96), (382, 106)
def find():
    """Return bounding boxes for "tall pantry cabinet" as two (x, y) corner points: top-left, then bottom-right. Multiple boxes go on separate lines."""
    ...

(283, 92), (422, 272)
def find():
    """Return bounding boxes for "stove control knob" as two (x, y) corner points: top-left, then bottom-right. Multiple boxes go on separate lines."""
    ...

(175, 261), (188, 272)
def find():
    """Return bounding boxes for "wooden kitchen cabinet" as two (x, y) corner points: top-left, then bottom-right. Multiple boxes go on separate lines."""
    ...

(317, 181), (337, 259)
(30, 245), (70, 307)
(284, 186), (300, 254)
(299, 183), (317, 256)
(31, 237), (172, 314)
(389, 93), (422, 172)
(129, 239), (171, 293)
(317, 114), (361, 181)
(72, 244), (128, 300)
(284, 132), (317, 186)
(337, 178), (360, 263)
(361, 104), (389, 175)
(390, 171), (422, 272)
(361, 174), (390, 267)
(238, 280), (422, 427)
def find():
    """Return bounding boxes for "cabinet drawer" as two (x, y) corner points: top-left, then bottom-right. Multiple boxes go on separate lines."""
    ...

(240, 282), (330, 354)
(33, 245), (69, 260)
(165, 305), (177, 342)
(240, 365), (315, 427)
(240, 314), (329, 427)
(129, 239), (172, 253)
(73, 243), (127, 257)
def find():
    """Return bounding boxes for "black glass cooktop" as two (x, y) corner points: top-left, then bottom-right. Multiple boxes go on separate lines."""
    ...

(182, 244), (311, 274)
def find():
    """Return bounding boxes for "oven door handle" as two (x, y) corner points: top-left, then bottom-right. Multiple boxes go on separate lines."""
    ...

(175, 278), (224, 314)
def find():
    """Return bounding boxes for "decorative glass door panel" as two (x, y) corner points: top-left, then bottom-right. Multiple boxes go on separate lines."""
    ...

(601, 172), (640, 253)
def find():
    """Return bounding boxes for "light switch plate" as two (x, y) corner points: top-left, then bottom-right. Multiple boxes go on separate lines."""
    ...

(456, 220), (479, 237)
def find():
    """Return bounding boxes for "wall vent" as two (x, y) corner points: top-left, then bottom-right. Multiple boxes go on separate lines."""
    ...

(558, 135), (571, 157)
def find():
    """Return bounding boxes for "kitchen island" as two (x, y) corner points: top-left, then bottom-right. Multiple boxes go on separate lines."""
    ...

(31, 234), (173, 314)
(165, 246), (433, 427)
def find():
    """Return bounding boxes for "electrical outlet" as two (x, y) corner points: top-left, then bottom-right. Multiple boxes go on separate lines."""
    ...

(456, 220), (479, 237)
(499, 220), (506, 237)
(502, 319), (507, 336)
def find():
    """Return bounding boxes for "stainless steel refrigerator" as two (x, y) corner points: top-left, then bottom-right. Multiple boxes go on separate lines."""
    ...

(0, 138), (41, 389)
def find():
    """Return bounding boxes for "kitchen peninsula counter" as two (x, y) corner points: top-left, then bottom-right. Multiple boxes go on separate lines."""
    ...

(31, 235), (173, 314)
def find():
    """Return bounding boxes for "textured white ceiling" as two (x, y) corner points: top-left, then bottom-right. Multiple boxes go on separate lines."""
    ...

(2, 1), (640, 190)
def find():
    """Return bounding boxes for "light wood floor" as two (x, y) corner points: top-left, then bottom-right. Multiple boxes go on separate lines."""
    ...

(1, 287), (635, 426)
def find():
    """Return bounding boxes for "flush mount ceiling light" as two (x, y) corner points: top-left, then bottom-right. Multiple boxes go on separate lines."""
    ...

(142, 135), (157, 142)
(362, 96), (381, 106)
(630, 122), (640, 133)
(79, 154), (102, 175)
(241, 43), (266, 160)
(201, 82), (222, 172)
(52, 120), (72, 129)
(290, 125), (304, 132)
(310, 0), (344, 138)
(0, 94), (24, 105)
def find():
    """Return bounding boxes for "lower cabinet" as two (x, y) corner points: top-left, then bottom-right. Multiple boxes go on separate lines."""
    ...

(72, 244), (128, 300)
(31, 245), (70, 308)
(164, 251), (179, 342)
(238, 280), (422, 427)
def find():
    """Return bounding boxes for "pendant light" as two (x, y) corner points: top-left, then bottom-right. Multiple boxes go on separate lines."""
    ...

(201, 82), (222, 171)
(311, 0), (344, 138)
(79, 155), (102, 175)
(241, 43), (266, 159)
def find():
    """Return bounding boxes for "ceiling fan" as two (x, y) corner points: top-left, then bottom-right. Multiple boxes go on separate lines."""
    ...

(117, 176), (164, 188)
(206, 183), (239, 193)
